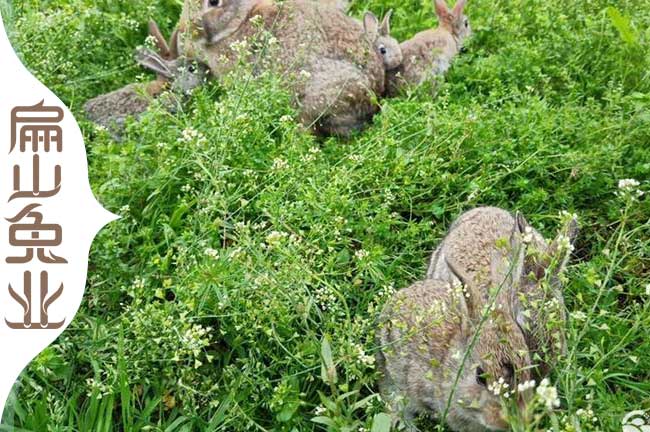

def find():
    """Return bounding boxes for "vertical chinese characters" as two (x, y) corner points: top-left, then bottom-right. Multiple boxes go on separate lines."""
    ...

(5, 100), (66, 330)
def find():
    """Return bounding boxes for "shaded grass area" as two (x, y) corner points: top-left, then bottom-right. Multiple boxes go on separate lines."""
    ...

(2, 0), (650, 430)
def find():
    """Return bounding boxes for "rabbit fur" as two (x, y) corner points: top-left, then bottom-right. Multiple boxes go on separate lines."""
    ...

(426, 206), (578, 378)
(377, 226), (534, 431)
(362, 10), (403, 72)
(178, 0), (385, 137)
(386, 0), (471, 96)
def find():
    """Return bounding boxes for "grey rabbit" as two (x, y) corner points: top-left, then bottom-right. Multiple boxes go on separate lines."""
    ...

(377, 219), (535, 431)
(426, 207), (578, 378)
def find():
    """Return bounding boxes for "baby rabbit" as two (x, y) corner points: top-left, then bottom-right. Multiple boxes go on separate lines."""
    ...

(362, 11), (403, 72)
(377, 228), (533, 431)
(84, 20), (208, 137)
(427, 207), (578, 378)
(386, 0), (471, 96)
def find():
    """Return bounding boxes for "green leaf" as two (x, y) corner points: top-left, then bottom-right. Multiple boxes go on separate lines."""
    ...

(320, 335), (337, 385)
(371, 413), (393, 432)
(606, 7), (638, 45)
(311, 416), (336, 427)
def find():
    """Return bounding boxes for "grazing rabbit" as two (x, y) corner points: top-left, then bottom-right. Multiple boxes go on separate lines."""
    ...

(377, 226), (533, 431)
(426, 207), (578, 378)
(178, 0), (385, 137)
(84, 20), (208, 137)
(363, 10), (403, 72)
(386, 0), (471, 96)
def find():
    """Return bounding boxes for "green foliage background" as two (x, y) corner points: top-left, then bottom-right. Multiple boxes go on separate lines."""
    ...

(1, 0), (650, 430)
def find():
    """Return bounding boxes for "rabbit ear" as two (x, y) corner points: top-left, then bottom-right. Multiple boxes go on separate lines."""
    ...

(135, 48), (174, 79)
(169, 29), (180, 59)
(363, 12), (379, 38)
(452, 0), (467, 18)
(148, 19), (171, 59)
(380, 10), (393, 36)
(445, 256), (478, 323)
(434, 0), (452, 22)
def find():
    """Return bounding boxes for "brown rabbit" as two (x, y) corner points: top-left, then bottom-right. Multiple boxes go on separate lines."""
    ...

(426, 207), (578, 378)
(386, 0), (471, 96)
(177, 0), (385, 137)
(377, 228), (533, 431)
(362, 10), (403, 72)
(84, 20), (208, 137)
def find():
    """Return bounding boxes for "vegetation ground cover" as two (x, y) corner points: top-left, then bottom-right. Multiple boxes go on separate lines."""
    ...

(1, 0), (649, 430)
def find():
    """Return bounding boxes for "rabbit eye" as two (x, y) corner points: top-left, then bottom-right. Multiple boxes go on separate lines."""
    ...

(464, 18), (469, 28)
(379, 45), (387, 55)
(476, 367), (487, 386)
(208, 0), (220, 7)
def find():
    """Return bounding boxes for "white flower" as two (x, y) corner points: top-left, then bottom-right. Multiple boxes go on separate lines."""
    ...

(272, 158), (289, 170)
(536, 378), (560, 410)
(617, 178), (644, 199)
(522, 226), (534, 244)
(517, 380), (536, 393)
(205, 248), (219, 259)
(299, 70), (312, 79)
(618, 178), (640, 189)
(488, 377), (510, 397)
(354, 249), (369, 260)
(266, 230), (288, 246)
(314, 404), (326, 415)
(646, 284), (650, 296)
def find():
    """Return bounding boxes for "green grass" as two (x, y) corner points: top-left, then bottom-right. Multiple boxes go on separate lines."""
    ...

(2, 0), (650, 430)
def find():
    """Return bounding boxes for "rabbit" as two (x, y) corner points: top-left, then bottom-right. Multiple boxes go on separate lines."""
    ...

(377, 225), (534, 431)
(84, 20), (209, 138)
(426, 207), (578, 379)
(362, 10), (403, 72)
(177, 0), (385, 137)
(316, 0), (350, 11)
(386, 0), (471, 97)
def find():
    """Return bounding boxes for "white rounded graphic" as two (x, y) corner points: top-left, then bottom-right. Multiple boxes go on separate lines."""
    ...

(623, 411), (650, 432)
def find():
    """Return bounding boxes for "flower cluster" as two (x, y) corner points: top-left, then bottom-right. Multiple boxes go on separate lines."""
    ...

(536, 378), (561, 409)
(617, 178), (644, 199)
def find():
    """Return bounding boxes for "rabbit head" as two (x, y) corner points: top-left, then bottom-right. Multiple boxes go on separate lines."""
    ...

(442, 233), (534, 431)
(183, 0), (267, 45)
(434, 0), (471, 47)
(363, 10), (403, 71)
(136, 47), (208, 94)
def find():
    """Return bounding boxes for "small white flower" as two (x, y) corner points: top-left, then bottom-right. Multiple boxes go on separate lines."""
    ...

(517, 380), (536, 393)
(314, 405), (326, 415)
(354, 249), (369, 260)
(536, 378), (560, 410)
(266, 230), (288, 246)
(205, 248), (219, 259)
(299, 70), (312, 79)
(272, 158), (289, 170)
(522, 226), (534, 244)
(617, 178), (644, 199)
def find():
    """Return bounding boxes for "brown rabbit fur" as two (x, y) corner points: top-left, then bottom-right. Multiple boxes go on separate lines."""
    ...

(84, 20), (207, 137)
(377, 233), (534, 431)
(386, 0), (471, 96)
(426, 207), (578, 379)
(178, 0), (385, 137)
